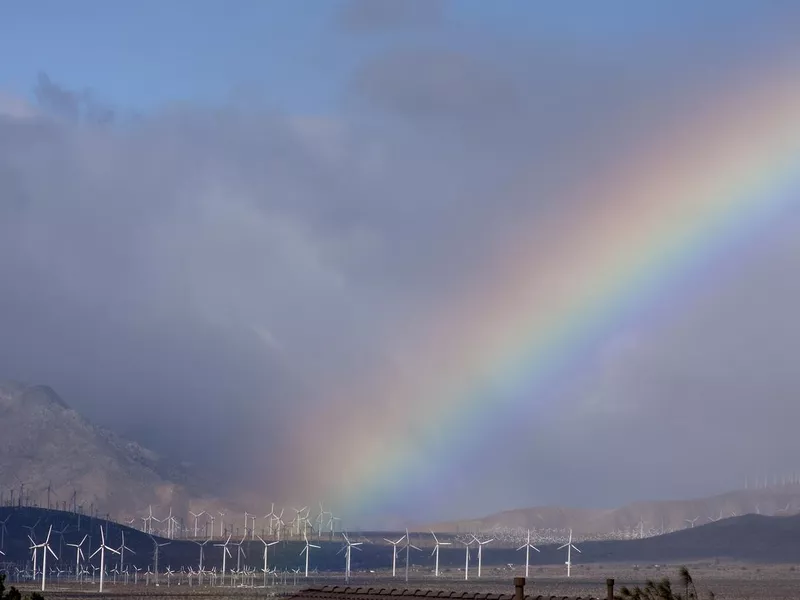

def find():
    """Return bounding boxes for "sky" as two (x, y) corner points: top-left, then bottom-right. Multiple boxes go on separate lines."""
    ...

(2, 0), (800, 527)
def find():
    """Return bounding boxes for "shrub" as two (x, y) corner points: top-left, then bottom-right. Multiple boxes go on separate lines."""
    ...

(616, 566), (714, 600)
(0, 574), (44, 600)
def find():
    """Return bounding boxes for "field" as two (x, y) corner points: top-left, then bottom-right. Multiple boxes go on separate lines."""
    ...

(6, 562), (800, 600)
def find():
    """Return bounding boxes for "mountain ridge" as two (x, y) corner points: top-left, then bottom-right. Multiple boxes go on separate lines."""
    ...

(0, 379), (231, 521)
(425, 487), (800, 535)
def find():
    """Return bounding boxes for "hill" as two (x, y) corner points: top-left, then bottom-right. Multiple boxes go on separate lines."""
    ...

(427, 486), (800, 536)
(1, 507), (799, 571)
(0, 380), (228, 522)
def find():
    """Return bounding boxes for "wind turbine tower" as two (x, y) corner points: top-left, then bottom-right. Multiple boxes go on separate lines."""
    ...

(300, 531), (321, 577)
(383, 533), (406, 577)
(214, 534), (232, 586)
(30, 525), (58, 592)
(66, 535), (88, 581)
(402, 529), (421, 583)
(471, 535), (493, 578)
(257, 535), (278, 586)
(430, 531), (451, 577)
(190, 511), (205, 538)
(557, 529), (581, 578)
(516, 530), (540, 578)
(461, 538), (474, 581)
(341, 533), (362, 583)
(89, 526), (119, 593)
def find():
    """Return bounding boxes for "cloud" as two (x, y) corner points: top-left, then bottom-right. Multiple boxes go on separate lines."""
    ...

(2, 2), (800, 525)
(336, 0), (447, 32)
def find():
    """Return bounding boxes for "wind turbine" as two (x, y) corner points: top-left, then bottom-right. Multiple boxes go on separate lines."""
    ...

(685, 517), (699, 528)
(89, 526), (119, 592)
(234, 532), (247, 573)
(557, 529), (580, 577)
(274, 509), (286, 541)
(118, 531), (135, 574)
(256, 535), (278, 586)
(461, 537), (473, 581)
(327, 512), (341, 540)
(30, 525), (58, 592)
(471, 535), (493, 578)
(218, 511), (226, 537)
(189, 511), (205, 538)
(516, 530), (540, 577)
(149, 533), (170, 586)
(383, 533), (406, 577)
(430, 531), (451, 577)
(193, 537), (210, 583)
(291, 507), (307, 538)
(0, 515), (10, 550)
(263, 504), (276, 537)
(214, 534), (232, 586)
(300, 531), (321, 577)
(401, 529), (421, 583)
(340, 533), (362, 583)
(66, 535), (88, 581)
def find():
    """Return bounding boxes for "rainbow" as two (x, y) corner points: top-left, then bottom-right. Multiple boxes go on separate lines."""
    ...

(308, 62), (800, 523)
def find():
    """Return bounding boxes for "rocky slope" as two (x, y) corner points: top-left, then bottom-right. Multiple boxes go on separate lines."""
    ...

(0, 380), (228, 522)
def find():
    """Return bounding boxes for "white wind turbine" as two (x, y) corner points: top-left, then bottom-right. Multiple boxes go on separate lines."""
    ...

(214, 534), (232, 586)
(0, 515), (9, 550)
(30, 525), (58, 592)
(234, 533), (247, 574)
(192, 537), (210, 582)
(401, 529), (421, 583)
(256, 535), (278, 586)
(340, 533), (362, 583)
(89, 526), (119, 593)
(558, 529), (580, 578)
(118, 531), (135, 574)
(300, 531), (321, 577)
(316, 502), (329, 538)
(218, 511), (227, 537)
(471, 535), (493, 578)
(190, 511), (206, 538)
(264, 504), (276, 537)
(430, 531), (451, 577)
(685, 517), (699, 528)
(291, 507), (307, 537)
(327, 512), (341, 539)
(461, 537), (473, 581)
(516, 530), (540, 577)
(274, 509), (286, 541)
(66, 535), (88, 581)
(383, 533), (406, 577)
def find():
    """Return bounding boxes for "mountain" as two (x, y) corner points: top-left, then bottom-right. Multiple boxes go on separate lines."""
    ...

(0, 380), (229, 521)
(2, 507), (799, 569)
(427, 487), (800, 535)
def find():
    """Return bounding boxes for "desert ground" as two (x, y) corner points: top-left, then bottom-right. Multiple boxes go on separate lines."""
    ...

(6, 562), (800, 600)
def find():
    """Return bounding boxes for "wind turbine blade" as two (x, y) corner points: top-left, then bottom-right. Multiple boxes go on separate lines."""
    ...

(48, 546), (58, 559)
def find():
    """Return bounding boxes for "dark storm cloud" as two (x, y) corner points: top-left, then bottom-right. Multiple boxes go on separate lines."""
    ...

(2, 2), (800, 525)
(336, 0), (447, 32)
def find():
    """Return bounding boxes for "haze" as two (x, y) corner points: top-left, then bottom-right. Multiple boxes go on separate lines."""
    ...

(2, 1), (800, 527)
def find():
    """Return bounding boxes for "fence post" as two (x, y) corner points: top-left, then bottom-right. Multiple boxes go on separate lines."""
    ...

(514, 577), (526, 600)
(606, 578), (615, 600)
